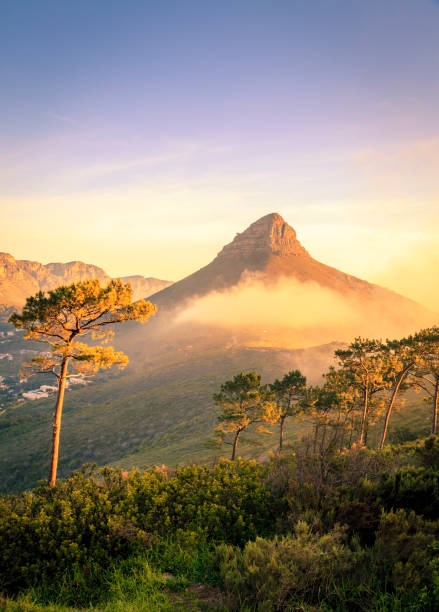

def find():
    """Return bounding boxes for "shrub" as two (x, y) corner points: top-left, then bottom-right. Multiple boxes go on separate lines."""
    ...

(415, 436), (439, 469)
(216, 521), (367, 611)
(0, 459), (272, 596)
(0, 467), (141, 594)
(378, 467), (439, 519)
(268, 446), (385, 540)
(374, 509), (439, 594)
(117, 459), (272, 545)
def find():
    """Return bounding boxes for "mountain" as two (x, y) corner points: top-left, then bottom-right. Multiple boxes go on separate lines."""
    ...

(0, 253), (172, 307)
(147, 213), (427, 314)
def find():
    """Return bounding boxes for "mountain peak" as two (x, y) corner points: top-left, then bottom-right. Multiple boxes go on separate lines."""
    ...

(216, 212), (310, 259)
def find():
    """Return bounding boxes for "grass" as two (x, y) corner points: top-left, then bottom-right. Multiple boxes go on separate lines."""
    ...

(0, 542), (225, 612)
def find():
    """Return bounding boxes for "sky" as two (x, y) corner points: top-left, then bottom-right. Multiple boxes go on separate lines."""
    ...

(1, 0), (438, 308)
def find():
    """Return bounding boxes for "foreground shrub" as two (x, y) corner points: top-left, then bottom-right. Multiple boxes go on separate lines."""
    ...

(0, 460), (270, 596)
(378, 466), (439, 520)
(374, 509), (439, 594)
(117, 459), (272, 545)
(216, 521), (367, 611)
(266, 445), (387, 542)
(415, 436), (439, 469)
(0, 468), (142, 594)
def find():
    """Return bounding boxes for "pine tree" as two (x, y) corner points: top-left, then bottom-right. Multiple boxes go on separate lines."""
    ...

(9, 279), (156, 485)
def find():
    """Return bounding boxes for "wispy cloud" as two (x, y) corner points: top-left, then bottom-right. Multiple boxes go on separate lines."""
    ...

(74, 142), (230, 179)
(353, 137), (439, 166)
(46, 112), (76, 125)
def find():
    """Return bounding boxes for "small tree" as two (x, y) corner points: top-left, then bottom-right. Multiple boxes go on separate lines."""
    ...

(270, 370), (306, 452)
(213, 372), (278, 460)
(410, 331), (439, 435)
(303, 369), (357, 455)
(322, 367), (358, 449)
(302, 384), (340, 454)
(335, 338), (391, 446)
(380, 328), (439, 449)
(9, 279), (156, 486)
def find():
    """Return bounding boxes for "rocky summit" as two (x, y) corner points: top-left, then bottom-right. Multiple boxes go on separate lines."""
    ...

(218, 212), (310, 259)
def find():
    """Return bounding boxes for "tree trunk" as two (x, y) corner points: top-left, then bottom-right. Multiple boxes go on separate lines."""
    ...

(339, 412), (349, 451)
(364, 419), (369, 446)
(49, 358), (69, 486)
(231, 429), (241, 460)
(359, 387), (369, 446)
(320, 422), (327, 453)
(313, 422), (320, 453)
(379, 364), (413, 450)
(279, 415), (286, 452)
(433, 376), (439, 435)
(348, 415), (354, 448)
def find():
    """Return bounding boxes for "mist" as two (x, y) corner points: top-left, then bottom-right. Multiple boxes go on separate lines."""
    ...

(175, 277), (436, 349)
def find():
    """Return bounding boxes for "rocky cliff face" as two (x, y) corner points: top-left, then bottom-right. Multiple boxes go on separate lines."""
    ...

(0, 253), (42, 306)
(0, 254), (172, 307)
(217, 213), (310, 259)
(43, 261), (109, 287)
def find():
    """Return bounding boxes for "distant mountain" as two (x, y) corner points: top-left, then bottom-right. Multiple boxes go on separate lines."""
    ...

(147, 212), (431, 328)
(120, 275), (174, 302)
(0, 253), (172, 307)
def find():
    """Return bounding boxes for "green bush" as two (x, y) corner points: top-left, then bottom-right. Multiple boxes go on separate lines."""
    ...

(0, 467), (142, 594)
(266, 446), (386, 542)
(4, 443), (439, 609)
(374, 509), (439, 595)
(378, 467), (439, 519)
(216, 521), (368, 611)
(415, 436), (439, 469)
(117, 459), (272, 545)
(0, 460), (271, 596)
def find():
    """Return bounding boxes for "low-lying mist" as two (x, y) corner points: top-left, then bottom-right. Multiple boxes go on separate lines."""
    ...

(175, 277), (435, 349)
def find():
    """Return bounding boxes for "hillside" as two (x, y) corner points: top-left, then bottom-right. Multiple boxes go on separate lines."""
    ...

(0, 341), (339, 492)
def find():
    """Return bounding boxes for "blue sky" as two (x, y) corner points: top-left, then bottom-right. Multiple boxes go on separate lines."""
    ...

(1, 0), (438, 306)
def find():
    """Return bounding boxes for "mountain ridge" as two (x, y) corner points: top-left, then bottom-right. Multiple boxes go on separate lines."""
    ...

(0, 253), (172, 307)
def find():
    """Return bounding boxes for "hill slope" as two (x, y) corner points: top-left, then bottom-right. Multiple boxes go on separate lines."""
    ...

(0, 342), (338, 492)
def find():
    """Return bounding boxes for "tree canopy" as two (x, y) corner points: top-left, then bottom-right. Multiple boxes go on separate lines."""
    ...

(270, 370), (306, 451)
(213, 372), (278, 460)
